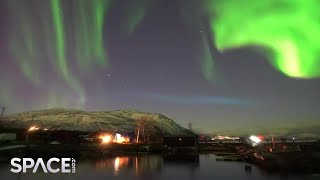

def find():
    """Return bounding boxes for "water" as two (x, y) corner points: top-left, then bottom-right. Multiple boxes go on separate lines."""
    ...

(0, 154), (316, 180)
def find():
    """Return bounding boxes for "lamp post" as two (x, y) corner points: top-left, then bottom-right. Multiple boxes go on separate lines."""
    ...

(0, 107), (5, 121)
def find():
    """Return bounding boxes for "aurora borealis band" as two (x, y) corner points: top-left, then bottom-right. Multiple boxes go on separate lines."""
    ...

(4, 0), (111, 109)
(205, 0), (320, 78)
(0, 0), (320, 131)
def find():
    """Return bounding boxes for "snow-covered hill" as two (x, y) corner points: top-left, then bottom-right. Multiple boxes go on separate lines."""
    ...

(1, 108), (193, 136)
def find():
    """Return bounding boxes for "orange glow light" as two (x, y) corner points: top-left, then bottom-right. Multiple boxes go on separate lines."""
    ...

(28, 126), (39, 132)
(100, 134), (112, 144)
(114, 133), (130, 144)
(114, 157), (129, 174)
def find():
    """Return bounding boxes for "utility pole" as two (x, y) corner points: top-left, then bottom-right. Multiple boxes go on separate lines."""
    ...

(188, 122), (192, 131)
(0, 107), (5, 131)
(136, 121), (141, 143)
(0, 107), (5, 121)
(272, 135), (275, 149)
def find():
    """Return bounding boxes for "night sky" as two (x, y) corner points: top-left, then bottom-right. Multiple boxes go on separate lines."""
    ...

(0, 0), (320, 132)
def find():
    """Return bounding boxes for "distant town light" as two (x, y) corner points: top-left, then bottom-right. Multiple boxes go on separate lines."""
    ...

(28, 126), (39, 132)
(214, 135), (239, 140)
(249, 135), (262, 143)
(44, 128), (48, 131)
(258, 135), (264, 140)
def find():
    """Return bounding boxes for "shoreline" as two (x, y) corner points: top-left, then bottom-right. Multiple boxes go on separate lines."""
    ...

(0, 141), (320, 174)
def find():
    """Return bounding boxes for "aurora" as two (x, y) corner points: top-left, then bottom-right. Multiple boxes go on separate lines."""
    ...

(205, 0), (320, 78)
(4, 0), (111, 109)
(0, 0), (319, 133)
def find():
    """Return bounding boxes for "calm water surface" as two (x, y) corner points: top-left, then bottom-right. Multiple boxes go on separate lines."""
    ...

(0, 154), (317, 180)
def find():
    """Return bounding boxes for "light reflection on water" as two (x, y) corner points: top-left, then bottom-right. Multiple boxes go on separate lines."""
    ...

(94, 155), (164, 176)
(0, 154), (313, 180)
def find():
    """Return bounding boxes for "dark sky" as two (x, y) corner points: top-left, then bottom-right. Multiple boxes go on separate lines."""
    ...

(0, 0), (320, 132)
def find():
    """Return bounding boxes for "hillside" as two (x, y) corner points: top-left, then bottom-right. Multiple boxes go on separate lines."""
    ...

(0, 108), (193, 136)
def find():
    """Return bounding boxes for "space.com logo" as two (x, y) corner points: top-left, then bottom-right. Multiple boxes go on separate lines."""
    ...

(10, 158), (76, 173)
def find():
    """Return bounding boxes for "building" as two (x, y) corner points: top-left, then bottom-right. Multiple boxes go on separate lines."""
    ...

(163, 133), (198, 152)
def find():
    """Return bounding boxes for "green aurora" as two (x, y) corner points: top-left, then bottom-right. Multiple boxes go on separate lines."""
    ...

(2, 0), (153, 110)
(121, 0), (152, 35)
(205, 0), (320, 78)
(1, 0), (320, 112)
(4, 0), (112, 109)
